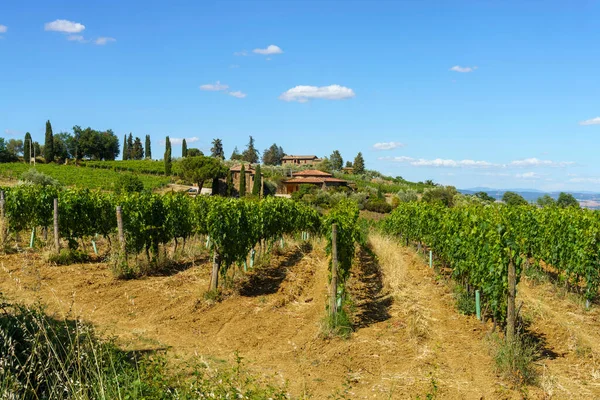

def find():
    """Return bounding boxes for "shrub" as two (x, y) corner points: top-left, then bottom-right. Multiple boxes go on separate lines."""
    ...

(492, 334), (539, 387)
(48, 249), (90, 265)
(364, 199), (392, 213)
(114, 174), (144, 194)
(20, 169), (61, 187)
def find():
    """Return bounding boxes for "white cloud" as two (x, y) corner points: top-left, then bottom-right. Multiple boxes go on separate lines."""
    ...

(579, 117), (600, 126)
(4, 129), (20, 136)
(159, 137), (200, 146)
(253, 45), (283, 55)
(44, 19), (85, 33)
(67, 35), (86, 43)
(380, 156), (496, 168)
(515, 172), (542, 179)
(0, 25), (7, 33)
(199, 81), (229, 91)
(94, 37), (116, 45)
(228, 91), (247, 99)
(234, 50), (248, 56)
(449, 65), (478, 73)
(279, 85), (355, 102)
(373, 142), (405, 151)
(509, 158), (574, 167)
(570, 177), (600, 184)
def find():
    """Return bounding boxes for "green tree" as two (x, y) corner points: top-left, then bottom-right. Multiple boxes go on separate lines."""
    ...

(557, 192), (579, 208)
(145, 135), (151, 159)
(123, 135), (128, 160)
(330, 150), (343, 171)
(226, 169), (233, 196)
(53, 134), (69, 163)
(127, 133), (134, 160)
(164, 136), (172, 175)
(353, 152), (365, 174)
(132, 137), (144, 160)
(475, 191), (496, 203)
(262, 143), (285, 165)
(33, 142), (42, 159)
(242, 136), (259, 163)
(114, 175), (144, 194)
(502, 191), (528, 206)
(239, 164), (247, 197)
(318, 156), (332, 173)
(44, 120), (54, 162)
(187, 148), (203, 157)
(23, 132), (32, 163)
(6, 139), (23, 157)
(211, 138), (225, 159)
(0, 138), (18, 163)
(230, 146), (243, 161)
(252, 164), (262, 196)
(180, 156), (225, 191)
(536, 194), (556, 207)
(422, 186), (458, 207)
(182, 138), (187, 157)
(345, 161), (353, 168)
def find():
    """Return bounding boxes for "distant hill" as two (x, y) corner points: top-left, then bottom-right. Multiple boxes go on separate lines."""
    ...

(459, 188), (600, 209)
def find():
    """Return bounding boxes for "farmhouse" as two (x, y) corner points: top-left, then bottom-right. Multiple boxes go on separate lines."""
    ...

(230, 164), (256, 195)
(283, 169), (349, 194)
(281, 155), (322, 166)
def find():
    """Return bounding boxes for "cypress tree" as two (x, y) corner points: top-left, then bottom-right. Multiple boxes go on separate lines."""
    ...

(145, 135), (152, 159)
(226, 169), (233, 197)
(239, 164), (246, 197)
(132, 137), (144, 160)
(182, 138), (187, 157)
(44, 120), (54, 162)
(123, 135), (128, 160)
(252, 165), (262, 196)
(127, 133), (134, 160)
(24, 132), (32, 163)
(164, 136), (172, 175)
(212, 176), (220, 196)
(353, 152), (365, 174)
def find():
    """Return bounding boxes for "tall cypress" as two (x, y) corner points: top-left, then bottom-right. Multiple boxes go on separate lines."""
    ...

(252, 164), (262, 196)
(226, 169), (233, 197)
(24, 132), (32, 163)
(182, 139), (188, 157)
(127, 133), (134, 160)
(239, 164), (246, 197)
(123, 135), (128, 160)
(164, 136), (172, 175)
(145, 135), (152, 159)
(44, 120), (54, 162)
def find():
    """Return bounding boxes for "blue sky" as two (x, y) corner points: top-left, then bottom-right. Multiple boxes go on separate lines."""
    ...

(1, 0), (599, 191)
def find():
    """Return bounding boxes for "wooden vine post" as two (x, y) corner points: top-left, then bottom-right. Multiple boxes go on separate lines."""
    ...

(0, 190), (4, 218)
(210, 252), (221, 290)
(506, 256), (516, 342)
(53, 198), (60, 252)
(116, 206), (125, 255)
(330, 223), (339, 317)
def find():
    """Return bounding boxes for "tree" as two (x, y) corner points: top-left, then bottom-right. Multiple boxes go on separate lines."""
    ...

(557, 192), (579, 208)
(44, 120), (54, 162)
(182, 138), (188, 158)
(345, 161), (353, 168)
(230, 146), (243, 161)
(72, 126), (119, 161)
(187, 148), (203, 157)
(132, 137), (144, 160)
(262, 143), (285, 165)
(239, 164), (247, 197)
(317, 156), (332, 173)
(33, 142), (42, 159)
(475, 191), (496, 203)
(330, 150), (343, 171)
(0, 138), (18, 163)
(123, 135), (128, 160)
(536, 194), (556, 208)
(502, 191), (528, 206)
(23, 132), (32, 163)
(145, 135), (152, 159)
(127, 133), (134, 160)
(422, 186), (458, 207)
(53, 134), (69, 163)
(353, 152), (365, 174)
(242, 136), (259, 163)
(211, 138), (225, 160)
(252, 164), (262, 196)
(226, 169), (233, 196)
(164, 136), (172, 175)
(6, 139), (23, 157)
(114, 175), (144, 194)
(180, 156), (225, 191)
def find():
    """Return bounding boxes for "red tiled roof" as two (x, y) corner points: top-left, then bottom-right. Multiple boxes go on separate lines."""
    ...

(282, 155), (319, 160)
(284, 177), (348, 184)
(230, 164), (255, 173)
(292, 169), (332, 177)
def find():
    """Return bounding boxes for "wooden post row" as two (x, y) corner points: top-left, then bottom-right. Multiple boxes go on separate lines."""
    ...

(506, 257), (516, 342)
(116, 206), (125, 253)
(53, 198), (60, 252)
(330, 223), (339, 317)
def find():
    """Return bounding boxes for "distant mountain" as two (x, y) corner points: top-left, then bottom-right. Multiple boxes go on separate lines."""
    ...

(459, 188), (600, 209)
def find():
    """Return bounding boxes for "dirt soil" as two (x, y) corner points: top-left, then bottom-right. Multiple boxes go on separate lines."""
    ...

(1, 236), (598, 399)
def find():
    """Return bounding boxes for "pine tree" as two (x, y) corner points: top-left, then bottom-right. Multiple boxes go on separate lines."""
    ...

(330, 150), (343, 171)
(132, 137), (144, 160)
(127, 133), (134, 160)
(230, 146), (242, 160)
(252, 164), (262, 196)
(239, 164), (246, 197)
(211, 138), (224, 159)
(242, 136), (259, 163)
(24, 132), (32, 163)
(226, 169), (233, 197)
(182, 139), (187, 157)
(164, 136), (172, 175)
(44, 120), (54, 162)
(353, 152), (365, 174)
(145, 135), (152, 159)
(123, 135), (128, 160)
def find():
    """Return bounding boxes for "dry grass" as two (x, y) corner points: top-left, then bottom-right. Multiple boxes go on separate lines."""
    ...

(367, 233), (406, 296)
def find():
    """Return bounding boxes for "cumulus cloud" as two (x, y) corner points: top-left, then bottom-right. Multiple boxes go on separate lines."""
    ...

(45, 19), (85, 33)
(159, 137), (199, 146)
(570, 177), (600, 184)
(380, 156), (574, 169)
(4, 129), (20, 136)
(279, 85), (355, 102)
(372, 142), (404, 151)
(449, 65), (478, 73)
(516, 172), (542, 179)
(94, 37), (116, 45)
(509, 158), (574, 167)
(200, 81), (229, 91)
(253, 45), (283, 55)
(67, 35), (86, 43)
(228, 91), (247, 99)
(579, 117), (600, 126)
(0, 25), (7, 33)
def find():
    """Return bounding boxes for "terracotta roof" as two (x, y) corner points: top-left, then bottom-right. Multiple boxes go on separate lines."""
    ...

(284, 177), (348, 184)
(282, 155), (319, 160)
(292, 169), (332, 177)
(230, 164), (255, 173)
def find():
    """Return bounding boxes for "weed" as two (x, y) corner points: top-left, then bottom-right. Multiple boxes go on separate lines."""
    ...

(491, 333), (539, 387)
(453, 285), (476, 316)
(47, 248), (90, 265)
(321, 307), (353, 339)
